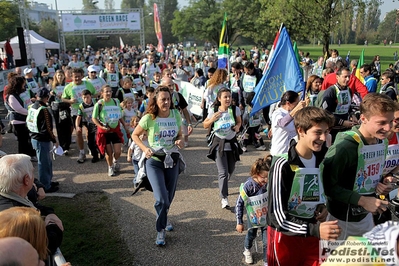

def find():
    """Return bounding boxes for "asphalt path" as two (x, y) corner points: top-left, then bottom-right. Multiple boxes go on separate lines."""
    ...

(0, 116), (270, 265)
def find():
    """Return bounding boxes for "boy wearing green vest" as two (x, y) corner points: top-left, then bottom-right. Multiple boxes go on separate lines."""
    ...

(323, 93), (396, 240)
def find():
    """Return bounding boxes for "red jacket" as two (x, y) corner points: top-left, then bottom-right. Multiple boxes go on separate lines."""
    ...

(4, 41), (13, 56)
(321, 72), (368, 98)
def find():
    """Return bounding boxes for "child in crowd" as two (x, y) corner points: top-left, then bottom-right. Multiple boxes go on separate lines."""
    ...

(267, 106), (340, 265)
(150, 72), (161, 89)
(235, 155), (272, 265)
(121, 97), (137, 146)
(127, 119), (147, 186)
(76, 89), (100, 163)
(242, 92), (267, 152)
(138, 86), (155, 117)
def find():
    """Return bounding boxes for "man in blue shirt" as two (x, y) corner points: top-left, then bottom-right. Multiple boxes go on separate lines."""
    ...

(360, 64), (377, 93)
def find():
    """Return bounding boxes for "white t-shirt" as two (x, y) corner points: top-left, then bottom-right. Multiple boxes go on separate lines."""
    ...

(270, 107), (297, 156)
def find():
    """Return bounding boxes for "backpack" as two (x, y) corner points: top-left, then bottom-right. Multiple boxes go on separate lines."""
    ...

(315, 90), (326, 108)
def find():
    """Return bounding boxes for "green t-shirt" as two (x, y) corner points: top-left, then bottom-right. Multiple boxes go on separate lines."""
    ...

(139, 109), (182, 150)
(92, 98), (122, 129)
(62, 81), (96, 110)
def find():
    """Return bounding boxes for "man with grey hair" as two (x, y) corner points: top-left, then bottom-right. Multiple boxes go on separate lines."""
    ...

(0, 237), (44, 266)
(0, 154), (64, 256)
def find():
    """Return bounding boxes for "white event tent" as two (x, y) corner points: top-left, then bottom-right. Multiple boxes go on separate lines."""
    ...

(0, 30), (59, 65)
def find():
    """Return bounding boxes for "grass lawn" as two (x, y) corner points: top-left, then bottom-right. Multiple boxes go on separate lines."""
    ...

(41, 192), (132, 266)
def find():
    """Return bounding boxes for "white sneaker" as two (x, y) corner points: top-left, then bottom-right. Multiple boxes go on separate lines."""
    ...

(243, 249), (253, 264)
(221, 198), (229, 209)
(241, 146), (247, 152)
(108, 167), (115, 176)
(256, 145), (267, 151)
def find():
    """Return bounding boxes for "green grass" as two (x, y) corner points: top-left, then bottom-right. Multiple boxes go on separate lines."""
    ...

(41, 192), (132, 266)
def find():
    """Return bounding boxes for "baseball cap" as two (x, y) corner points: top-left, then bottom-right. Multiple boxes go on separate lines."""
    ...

(23, 68), (32, 75)
(87, 65), (98, 73)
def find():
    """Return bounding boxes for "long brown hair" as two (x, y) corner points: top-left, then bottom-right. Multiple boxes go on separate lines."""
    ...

(51, 70), (65, 89)
(207, 68), (228, 88)
(145, 86), (175, 120)
(0, 207), (48, 260)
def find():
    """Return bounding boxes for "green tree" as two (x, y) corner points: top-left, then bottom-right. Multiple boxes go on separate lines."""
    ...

(38, 19), (58, 42)
(261, 0), (374, 55)
(0, 0), (21, 41)
(355, 2), (366, 44)
(121, 0), (144, 9)
(377, 10), (398, 43)
(105, 0), (115, 11)
(171, 0), (223, 45)
(223, 0), (274, 45)
(82, 0), (99, 10)
(365, 0), (381, 31)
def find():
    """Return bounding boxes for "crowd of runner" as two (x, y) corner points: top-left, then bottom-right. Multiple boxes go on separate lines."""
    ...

(1, 42), (399, 265)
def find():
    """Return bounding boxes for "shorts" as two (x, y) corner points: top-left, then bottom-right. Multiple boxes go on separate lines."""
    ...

(105, 132), (122, 144)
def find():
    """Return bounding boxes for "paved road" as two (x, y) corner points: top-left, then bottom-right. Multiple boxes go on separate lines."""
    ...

(0, 101), (270, 265)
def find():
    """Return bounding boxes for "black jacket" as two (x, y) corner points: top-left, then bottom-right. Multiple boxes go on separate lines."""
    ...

(29, 101), (57, 143)
(267, 142), (327, 238)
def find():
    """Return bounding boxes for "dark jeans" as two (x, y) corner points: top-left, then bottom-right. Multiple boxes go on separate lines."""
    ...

(13, 123), (35, 156)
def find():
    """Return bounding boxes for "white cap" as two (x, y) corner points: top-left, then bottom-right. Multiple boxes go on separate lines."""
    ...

(142, 58), (148, 63)
(87, 65), (99, 73)
(23, 68), (32, 75)
(253, 53), (258, 57)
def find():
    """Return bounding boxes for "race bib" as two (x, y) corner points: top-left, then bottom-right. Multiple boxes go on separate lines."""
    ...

(153, 112), (179, 149)
(383, 141), (399, 175)
(288, 168), (325, 219)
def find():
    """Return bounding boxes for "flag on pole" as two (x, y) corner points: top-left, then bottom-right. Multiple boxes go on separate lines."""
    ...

(217, 12), (229, 70)
(251, 26), (304, 116)
(293, 41), (304, 77)
(355, 49), (365, 83)
(262, 24), (282, 74)
(119, 37), (125, 51)
(153, 3), (164, 54)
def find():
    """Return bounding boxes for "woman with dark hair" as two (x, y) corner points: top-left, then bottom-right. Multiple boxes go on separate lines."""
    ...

(190, 68), (206, 87)
(306, 75), (322, 106)
(132, 86), (185, 246)
(203, 88), (242, 209)
(5, 76), (36, 160)
(270, 91), (306, 156)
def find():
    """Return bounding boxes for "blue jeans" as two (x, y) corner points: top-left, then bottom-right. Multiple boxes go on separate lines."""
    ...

(145, 157), (180, 232)
(31, 139), (53, 190)
(245, 226), (267, 262)
(6, 54), (14, 69)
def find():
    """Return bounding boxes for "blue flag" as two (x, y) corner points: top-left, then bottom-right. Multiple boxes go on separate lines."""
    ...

(251, 27), (304, 115)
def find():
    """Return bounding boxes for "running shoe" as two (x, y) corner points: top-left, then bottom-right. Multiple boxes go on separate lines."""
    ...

(155, 229), (166, 246)
(165, 221), (174, 231)
(221, 198), (229, 209)
(63, 150), (69, 156)
(256, 145), (267, 151)
(243, 249), (253, 264)
(241, 146), (247, 152)
(77, 153), (86, 163)
(108, 167), (115, 177)
(113, 161), (120, 172)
